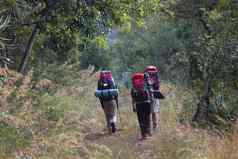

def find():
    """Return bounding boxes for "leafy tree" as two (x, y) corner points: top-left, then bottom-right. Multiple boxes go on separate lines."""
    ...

(108, 0), (238, 127)
(169, 0), (238, 124)
(0, 0), (162, 74)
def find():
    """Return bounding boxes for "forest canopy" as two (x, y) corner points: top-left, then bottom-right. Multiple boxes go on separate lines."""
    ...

(0, 0), (238, 126)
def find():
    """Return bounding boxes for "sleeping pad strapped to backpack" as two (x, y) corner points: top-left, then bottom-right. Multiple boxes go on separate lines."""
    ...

(95, 71), (118, 101)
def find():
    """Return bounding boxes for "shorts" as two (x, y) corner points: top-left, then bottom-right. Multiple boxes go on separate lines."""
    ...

(151, 98), (160, 113)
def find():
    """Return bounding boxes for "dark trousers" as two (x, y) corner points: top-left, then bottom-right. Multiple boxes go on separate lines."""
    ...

(136, 102), (151, 137)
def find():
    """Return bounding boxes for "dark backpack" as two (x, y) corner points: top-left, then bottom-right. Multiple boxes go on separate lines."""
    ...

(98, 78), (116, 90)
(144, 71), (160, 90)
(144, 66), (164, 99)
(131, 88), (150, 103)
(96, 77), (118, 101)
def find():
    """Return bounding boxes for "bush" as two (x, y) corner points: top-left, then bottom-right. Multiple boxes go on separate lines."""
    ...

(0, 121), (29, 154)
(40, 94), (73, 122)
(0, 75), (7, 88)
(33, 63), (83, 86)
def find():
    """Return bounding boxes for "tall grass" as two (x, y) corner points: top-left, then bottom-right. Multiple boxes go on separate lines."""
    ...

(1, 68), (238, 159)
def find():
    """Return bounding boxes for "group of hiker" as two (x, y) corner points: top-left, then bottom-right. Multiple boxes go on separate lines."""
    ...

(95, 65), (164, 140)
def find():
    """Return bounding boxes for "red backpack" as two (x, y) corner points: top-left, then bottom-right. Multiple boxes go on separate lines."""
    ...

(132, 73), (145, 90)
(131, 73), (150, 102)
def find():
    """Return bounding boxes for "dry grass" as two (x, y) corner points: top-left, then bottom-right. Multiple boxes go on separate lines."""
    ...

(1, 69), (238, 159)
(206, 128), (238, 159)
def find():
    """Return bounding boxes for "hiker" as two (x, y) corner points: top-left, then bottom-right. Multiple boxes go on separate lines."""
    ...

(131, 73), (152, 140)
(95, 70), (119, 134)
(144, 65), (164, 132)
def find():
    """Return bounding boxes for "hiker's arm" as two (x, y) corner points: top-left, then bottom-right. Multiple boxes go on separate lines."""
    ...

(97, 80), (100, 90)
(97, 80), (104, 108)
(131, 89), (136, 112)
(132, 98), (136, 112)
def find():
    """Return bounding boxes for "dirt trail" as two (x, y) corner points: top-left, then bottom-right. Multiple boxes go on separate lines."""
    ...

(0, 70), (193, 159)
(83, 84), (175, 159)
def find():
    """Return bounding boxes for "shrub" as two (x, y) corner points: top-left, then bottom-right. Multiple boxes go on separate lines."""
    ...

(0, 121), (29, 154)
(40, 94), (73, 122)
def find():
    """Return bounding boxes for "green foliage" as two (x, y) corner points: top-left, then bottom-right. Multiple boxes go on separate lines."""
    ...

(176, 0), (238, 125)
(104, 0), (238, 127)
(40, 94), (73, 122)
(0, 0), (162, 72)
(0, 75), (7, 88)
(33, 62), (82, 86)
(7, 88), (24, 114)
(179, 95), (198, 123)
(79, 36), (112, 70)
(0, 121), (29, 154)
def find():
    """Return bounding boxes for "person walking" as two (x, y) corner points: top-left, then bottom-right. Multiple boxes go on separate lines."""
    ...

(95, 70), (119, 134)
(144, 65), (163, 132)
(131, 73), (152, 140)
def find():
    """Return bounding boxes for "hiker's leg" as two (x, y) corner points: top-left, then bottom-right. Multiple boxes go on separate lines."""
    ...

(108, 100), (117, 133)
(102, 102), (108, 129)
(141, 106), (147, 137)
(152, 113), (157, 130)
(152, 99), (160, 131)
(136, 104), (146, 138)
(103, 101), (112, 133)
(144, 103), (152, 136)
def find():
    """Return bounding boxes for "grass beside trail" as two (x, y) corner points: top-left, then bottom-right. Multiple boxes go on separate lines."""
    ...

(1, 68), (238, 159)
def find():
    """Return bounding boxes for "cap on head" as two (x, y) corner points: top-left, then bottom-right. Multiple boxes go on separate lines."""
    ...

(145, 65), (159, 73)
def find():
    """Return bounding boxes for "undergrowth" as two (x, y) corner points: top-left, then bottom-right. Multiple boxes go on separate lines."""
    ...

(1, 67), (238, 159)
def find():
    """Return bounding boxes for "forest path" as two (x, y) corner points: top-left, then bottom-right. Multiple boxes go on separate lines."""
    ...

(82, 84), (179, 159)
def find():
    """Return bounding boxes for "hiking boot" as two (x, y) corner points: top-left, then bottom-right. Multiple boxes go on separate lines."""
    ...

(140, 136), (147, 141)
(111, 122), (116, 133)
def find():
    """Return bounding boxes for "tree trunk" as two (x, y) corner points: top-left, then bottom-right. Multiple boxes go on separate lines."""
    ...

(18, 25), (39, 75)
(193, 79), (212, 123)
(3, 47), (8, 69)
(0, 47), (10, 69)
